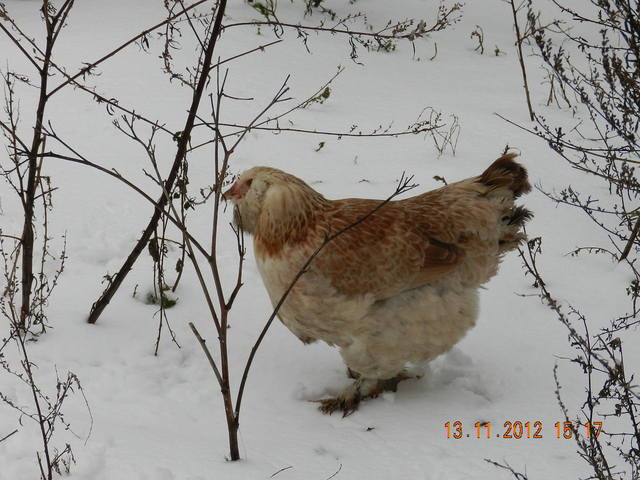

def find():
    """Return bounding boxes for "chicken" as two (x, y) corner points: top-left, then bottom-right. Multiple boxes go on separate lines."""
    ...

(223, 153), (532, 415)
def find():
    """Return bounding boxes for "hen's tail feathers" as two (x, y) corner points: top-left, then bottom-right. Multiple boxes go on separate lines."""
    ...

(499, 205), (534, 252)
(478, 153), (531, 198)
(507, 205), (534, 226)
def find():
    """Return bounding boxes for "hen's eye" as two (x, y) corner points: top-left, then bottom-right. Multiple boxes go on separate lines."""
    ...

(245, 178), (253, 187)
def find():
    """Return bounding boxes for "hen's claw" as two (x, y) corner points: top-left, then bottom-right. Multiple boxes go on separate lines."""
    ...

(318, 396), (361, 417)
(316, 374), (414, 416)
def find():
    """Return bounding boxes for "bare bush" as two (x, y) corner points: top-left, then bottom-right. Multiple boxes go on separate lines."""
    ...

(489, 1), (640, 478)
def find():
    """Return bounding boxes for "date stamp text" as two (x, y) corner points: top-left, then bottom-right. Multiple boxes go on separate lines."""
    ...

(444, 421), (603, 439)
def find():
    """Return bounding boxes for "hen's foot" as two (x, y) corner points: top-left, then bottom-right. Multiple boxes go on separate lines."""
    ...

(317, 373), (413, 417)
(318, 395), (361, 417)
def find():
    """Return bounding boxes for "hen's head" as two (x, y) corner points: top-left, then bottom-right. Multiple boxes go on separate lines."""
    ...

(223, 166), (326, 236)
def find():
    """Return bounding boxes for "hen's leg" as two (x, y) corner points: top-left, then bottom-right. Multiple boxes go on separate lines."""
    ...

(346, 367), (360, 379)
(318, 372), (411, 416)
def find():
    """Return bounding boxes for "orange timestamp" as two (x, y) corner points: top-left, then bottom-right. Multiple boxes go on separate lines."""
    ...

(444, 421), (603, 439)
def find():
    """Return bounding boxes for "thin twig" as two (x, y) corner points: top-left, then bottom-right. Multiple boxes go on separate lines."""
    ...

(189, 322), (223, 386)
(188, 67), (344, 152)
(270, 466), (293, 478)
(0, 429), (18, 444)
(619, 216), (640, 262)
(509, 0), (535, 121)
(195, 121), (442, 139)
(485, 459), (529, 480)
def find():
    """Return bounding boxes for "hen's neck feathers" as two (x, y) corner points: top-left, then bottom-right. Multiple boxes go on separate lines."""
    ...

(255, 178), (329, 256)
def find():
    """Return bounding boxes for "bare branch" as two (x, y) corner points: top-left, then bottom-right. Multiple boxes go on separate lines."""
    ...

(189, 322), (224, 386)
(0, 429), (18, 444)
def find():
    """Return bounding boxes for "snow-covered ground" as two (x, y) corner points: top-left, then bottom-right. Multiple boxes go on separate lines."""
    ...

(0, 0), (636, 479)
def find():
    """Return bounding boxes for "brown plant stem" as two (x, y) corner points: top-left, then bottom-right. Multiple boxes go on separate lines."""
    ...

(619, 216), (640, 263)
(509, 0), (535, 121)
(19, 0), (74, 329)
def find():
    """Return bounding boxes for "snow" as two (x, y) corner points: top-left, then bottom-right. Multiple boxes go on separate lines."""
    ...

(0, 0), (636, 479)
